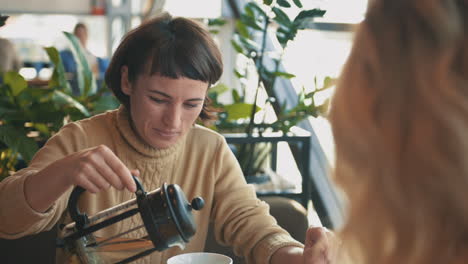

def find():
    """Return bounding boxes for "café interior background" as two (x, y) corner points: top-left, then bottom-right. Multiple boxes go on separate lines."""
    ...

(0, 0), (368, 227)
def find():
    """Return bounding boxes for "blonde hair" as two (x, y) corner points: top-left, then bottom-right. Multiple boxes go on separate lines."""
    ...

(330, 0), (468, 263)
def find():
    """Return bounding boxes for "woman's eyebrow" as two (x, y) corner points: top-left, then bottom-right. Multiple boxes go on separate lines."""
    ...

(149, 90), (204, 102)
(187, 98), (204, 102)
(149, 90), (171, 98)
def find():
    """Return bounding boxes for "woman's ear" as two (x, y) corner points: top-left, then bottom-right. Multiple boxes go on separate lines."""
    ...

(121, 66), (132, 96)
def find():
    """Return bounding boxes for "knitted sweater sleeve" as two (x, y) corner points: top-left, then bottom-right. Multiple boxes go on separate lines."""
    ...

(0, 122), (88, 238)
(210, 137), (304, 264)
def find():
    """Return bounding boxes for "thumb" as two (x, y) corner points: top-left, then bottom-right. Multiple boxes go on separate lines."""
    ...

(304, 227), (329, 264)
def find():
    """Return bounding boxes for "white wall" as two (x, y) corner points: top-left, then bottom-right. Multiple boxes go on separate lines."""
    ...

(0, 0), (92, 14)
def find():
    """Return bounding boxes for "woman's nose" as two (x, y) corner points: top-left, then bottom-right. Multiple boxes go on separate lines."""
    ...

(163, 105), (182, 129)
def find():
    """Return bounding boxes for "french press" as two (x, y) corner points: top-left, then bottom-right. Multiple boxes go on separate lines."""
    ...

(57, 176), (205, 264)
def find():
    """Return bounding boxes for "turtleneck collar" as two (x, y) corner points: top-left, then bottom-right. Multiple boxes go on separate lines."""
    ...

(115, 105), (186, 158)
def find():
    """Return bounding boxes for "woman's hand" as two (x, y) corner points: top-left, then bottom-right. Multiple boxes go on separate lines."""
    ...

(57, 145), (137, 193)
(303, 226), (340, 264)
(24, 145), (137, 212)
(270, 226), (340, 264)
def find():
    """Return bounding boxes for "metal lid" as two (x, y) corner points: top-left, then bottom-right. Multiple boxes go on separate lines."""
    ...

(164, 184), (205, 242)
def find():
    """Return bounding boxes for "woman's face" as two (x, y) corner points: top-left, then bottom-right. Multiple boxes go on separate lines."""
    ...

(121, 67), (208, 149)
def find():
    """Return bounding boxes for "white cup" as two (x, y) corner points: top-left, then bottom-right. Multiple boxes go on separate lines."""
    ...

(167, 252), (233, 264)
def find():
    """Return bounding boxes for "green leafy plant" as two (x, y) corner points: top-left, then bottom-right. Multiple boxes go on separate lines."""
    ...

(208, 0), (331, 177)
(0, 30), (119, 180)
(230, 0), (327, 134)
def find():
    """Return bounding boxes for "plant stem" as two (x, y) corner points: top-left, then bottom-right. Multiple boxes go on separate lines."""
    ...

(240, 16), (270, 176)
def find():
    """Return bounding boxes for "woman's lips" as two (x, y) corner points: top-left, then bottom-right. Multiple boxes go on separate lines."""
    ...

(153, 128), (180, 138)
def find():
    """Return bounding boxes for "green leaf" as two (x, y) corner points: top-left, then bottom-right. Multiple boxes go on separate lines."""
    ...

(25, 101), (65, 124)
(44, 46), (72, 93)
(294, 9), (326, 24)
(91, 95), (120, 113)
(0, 105), (16, 118)
(263, 0), (273, 5)
(0, 125), (39, 163)
(276, 35), (288, 47)
(239, 35), (261, 54)
(235, 20), (249, 38)
(3, 71), (27, 96)
(292, 0), (303, 8)
(52, 90), (90, 117)
(322, 76), (335, 89)
(64, 31), (96, 96)
(272, 7), (292, 27)
(208, 18), (227, 26)
(317, 98), (330, 116)
(276, 24), (298, 46)
(209, 83), (230, 96)
(277, 0), (292, 8)
(232, 89), (241, 103)
(240, 14), (263, 31)
(224, 103), (260, 121)
(273, 71), (296, 79)
(32, 123), (51, 135)
(234, 70), (244, 79)
(245, 2), (268, 19)
(230, 39), (245, 54)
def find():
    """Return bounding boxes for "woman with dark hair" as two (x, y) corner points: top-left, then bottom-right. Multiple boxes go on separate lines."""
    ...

(0, 13), (336, 263)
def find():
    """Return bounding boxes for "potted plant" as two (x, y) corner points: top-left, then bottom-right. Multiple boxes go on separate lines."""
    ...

(0, 16), (119, 181)
(205, 1), (332, 186)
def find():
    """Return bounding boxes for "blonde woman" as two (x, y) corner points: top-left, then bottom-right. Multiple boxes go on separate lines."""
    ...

(329, 0), (468, 263)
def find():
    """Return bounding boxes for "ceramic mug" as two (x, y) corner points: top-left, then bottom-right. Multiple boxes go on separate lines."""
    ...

(167, 252), (233, 264)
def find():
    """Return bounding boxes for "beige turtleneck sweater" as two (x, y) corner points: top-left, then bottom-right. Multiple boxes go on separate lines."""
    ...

(0, 106), (303, 263)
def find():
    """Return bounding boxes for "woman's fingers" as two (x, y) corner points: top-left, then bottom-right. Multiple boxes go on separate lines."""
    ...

(80, 161), (111, 191)
(74, 171), (101, 193)
(304, 227), (329, 264)
(130, 169), (140, 178)
(69, 145), (136, 193)
(304, 226), (342, 264)
(92, 146), (125, 190)
(99, 145), (136, 192)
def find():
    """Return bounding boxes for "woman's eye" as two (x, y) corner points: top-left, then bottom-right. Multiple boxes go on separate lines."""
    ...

(150, 97), (166, 104)
(184, 103), (198, 108)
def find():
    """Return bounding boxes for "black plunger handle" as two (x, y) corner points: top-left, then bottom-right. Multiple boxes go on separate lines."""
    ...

(68, 186), (87, 230)
(67, 175), (145, 230)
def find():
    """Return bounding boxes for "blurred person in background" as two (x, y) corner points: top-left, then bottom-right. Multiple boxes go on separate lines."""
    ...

(0, 37), (21, 73)
(73, 22), (99, 77)
(61, 22), (106, 94)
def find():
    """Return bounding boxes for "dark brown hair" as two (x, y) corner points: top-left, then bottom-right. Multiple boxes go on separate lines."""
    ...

(73, 22), (87, 34)
(105, 13), (223, 121)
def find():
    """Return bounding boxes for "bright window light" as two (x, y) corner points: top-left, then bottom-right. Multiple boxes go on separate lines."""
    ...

(163, 0), (222, 18)
(309, 0), (368, 24)
(19, 67), (37, 80)
(38, 67), (53, 80)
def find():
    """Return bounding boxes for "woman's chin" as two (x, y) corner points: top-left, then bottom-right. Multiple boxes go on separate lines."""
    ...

(150, 139), (177, 149)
